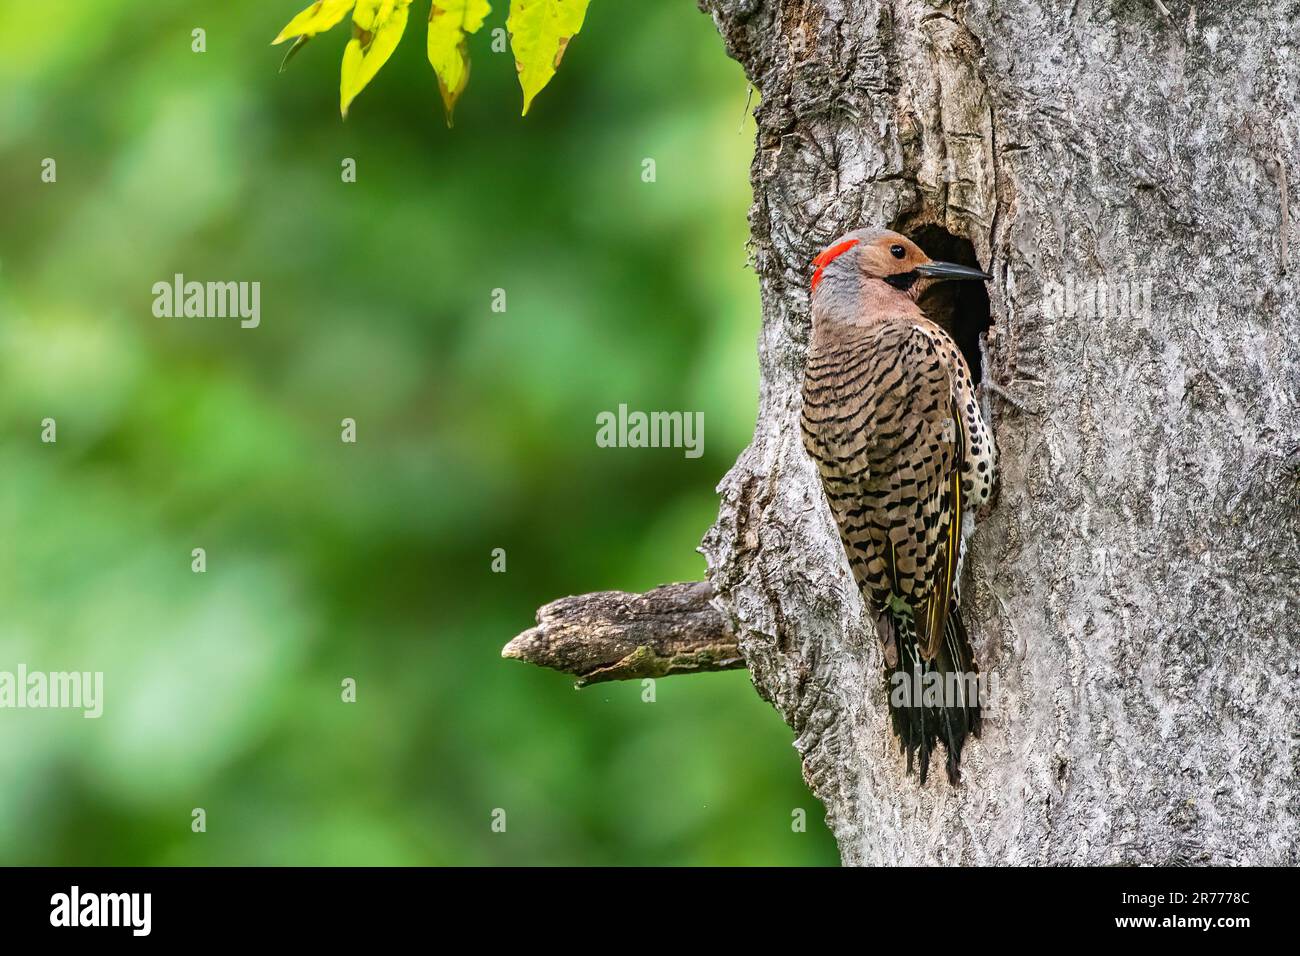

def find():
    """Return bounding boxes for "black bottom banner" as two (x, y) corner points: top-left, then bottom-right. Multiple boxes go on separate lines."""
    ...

(0, 865), (1273, 942)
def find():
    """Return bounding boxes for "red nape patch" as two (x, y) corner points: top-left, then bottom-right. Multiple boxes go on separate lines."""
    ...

(810, 239), (861, 292)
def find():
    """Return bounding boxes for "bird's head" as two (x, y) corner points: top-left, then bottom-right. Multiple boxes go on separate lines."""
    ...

(810, 228), (990, 302)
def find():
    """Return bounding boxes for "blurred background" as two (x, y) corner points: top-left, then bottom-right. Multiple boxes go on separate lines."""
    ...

(0, 1), (837, 865)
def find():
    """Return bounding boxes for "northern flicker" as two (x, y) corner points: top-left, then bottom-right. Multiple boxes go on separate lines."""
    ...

(800, 227), (994, 784)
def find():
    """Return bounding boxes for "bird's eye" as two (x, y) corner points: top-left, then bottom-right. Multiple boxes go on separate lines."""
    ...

(890, 244), (906, 259)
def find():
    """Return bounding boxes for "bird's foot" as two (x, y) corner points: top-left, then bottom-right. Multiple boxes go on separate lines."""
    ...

(979, 375), (1043, 415)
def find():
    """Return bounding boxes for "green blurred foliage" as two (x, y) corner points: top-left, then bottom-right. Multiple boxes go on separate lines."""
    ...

(0, 0), (838, 865)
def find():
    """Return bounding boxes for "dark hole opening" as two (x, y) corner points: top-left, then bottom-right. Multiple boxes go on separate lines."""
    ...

(901, 224), (993, 384)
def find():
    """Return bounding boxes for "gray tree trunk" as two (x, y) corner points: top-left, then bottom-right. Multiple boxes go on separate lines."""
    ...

(697, 0), (1300, 865)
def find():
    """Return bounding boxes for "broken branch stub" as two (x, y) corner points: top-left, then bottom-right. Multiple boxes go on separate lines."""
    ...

(501, 581), (743, 687)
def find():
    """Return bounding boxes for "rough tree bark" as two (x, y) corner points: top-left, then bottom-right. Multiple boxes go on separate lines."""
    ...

(510, 0), (1299, 865)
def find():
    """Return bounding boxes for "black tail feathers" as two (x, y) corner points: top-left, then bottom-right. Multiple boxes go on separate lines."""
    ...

(878, 601), (981, 785)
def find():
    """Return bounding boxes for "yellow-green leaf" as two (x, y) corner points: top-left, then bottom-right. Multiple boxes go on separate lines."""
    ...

(427, 0), (491, 127)
(340, 0), (412, 118)
(506, 0), (590, 116)
(272, 0), (356, 45)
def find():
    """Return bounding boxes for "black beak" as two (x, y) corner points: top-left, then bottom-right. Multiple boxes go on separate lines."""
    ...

(914, 260), (992, 281)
